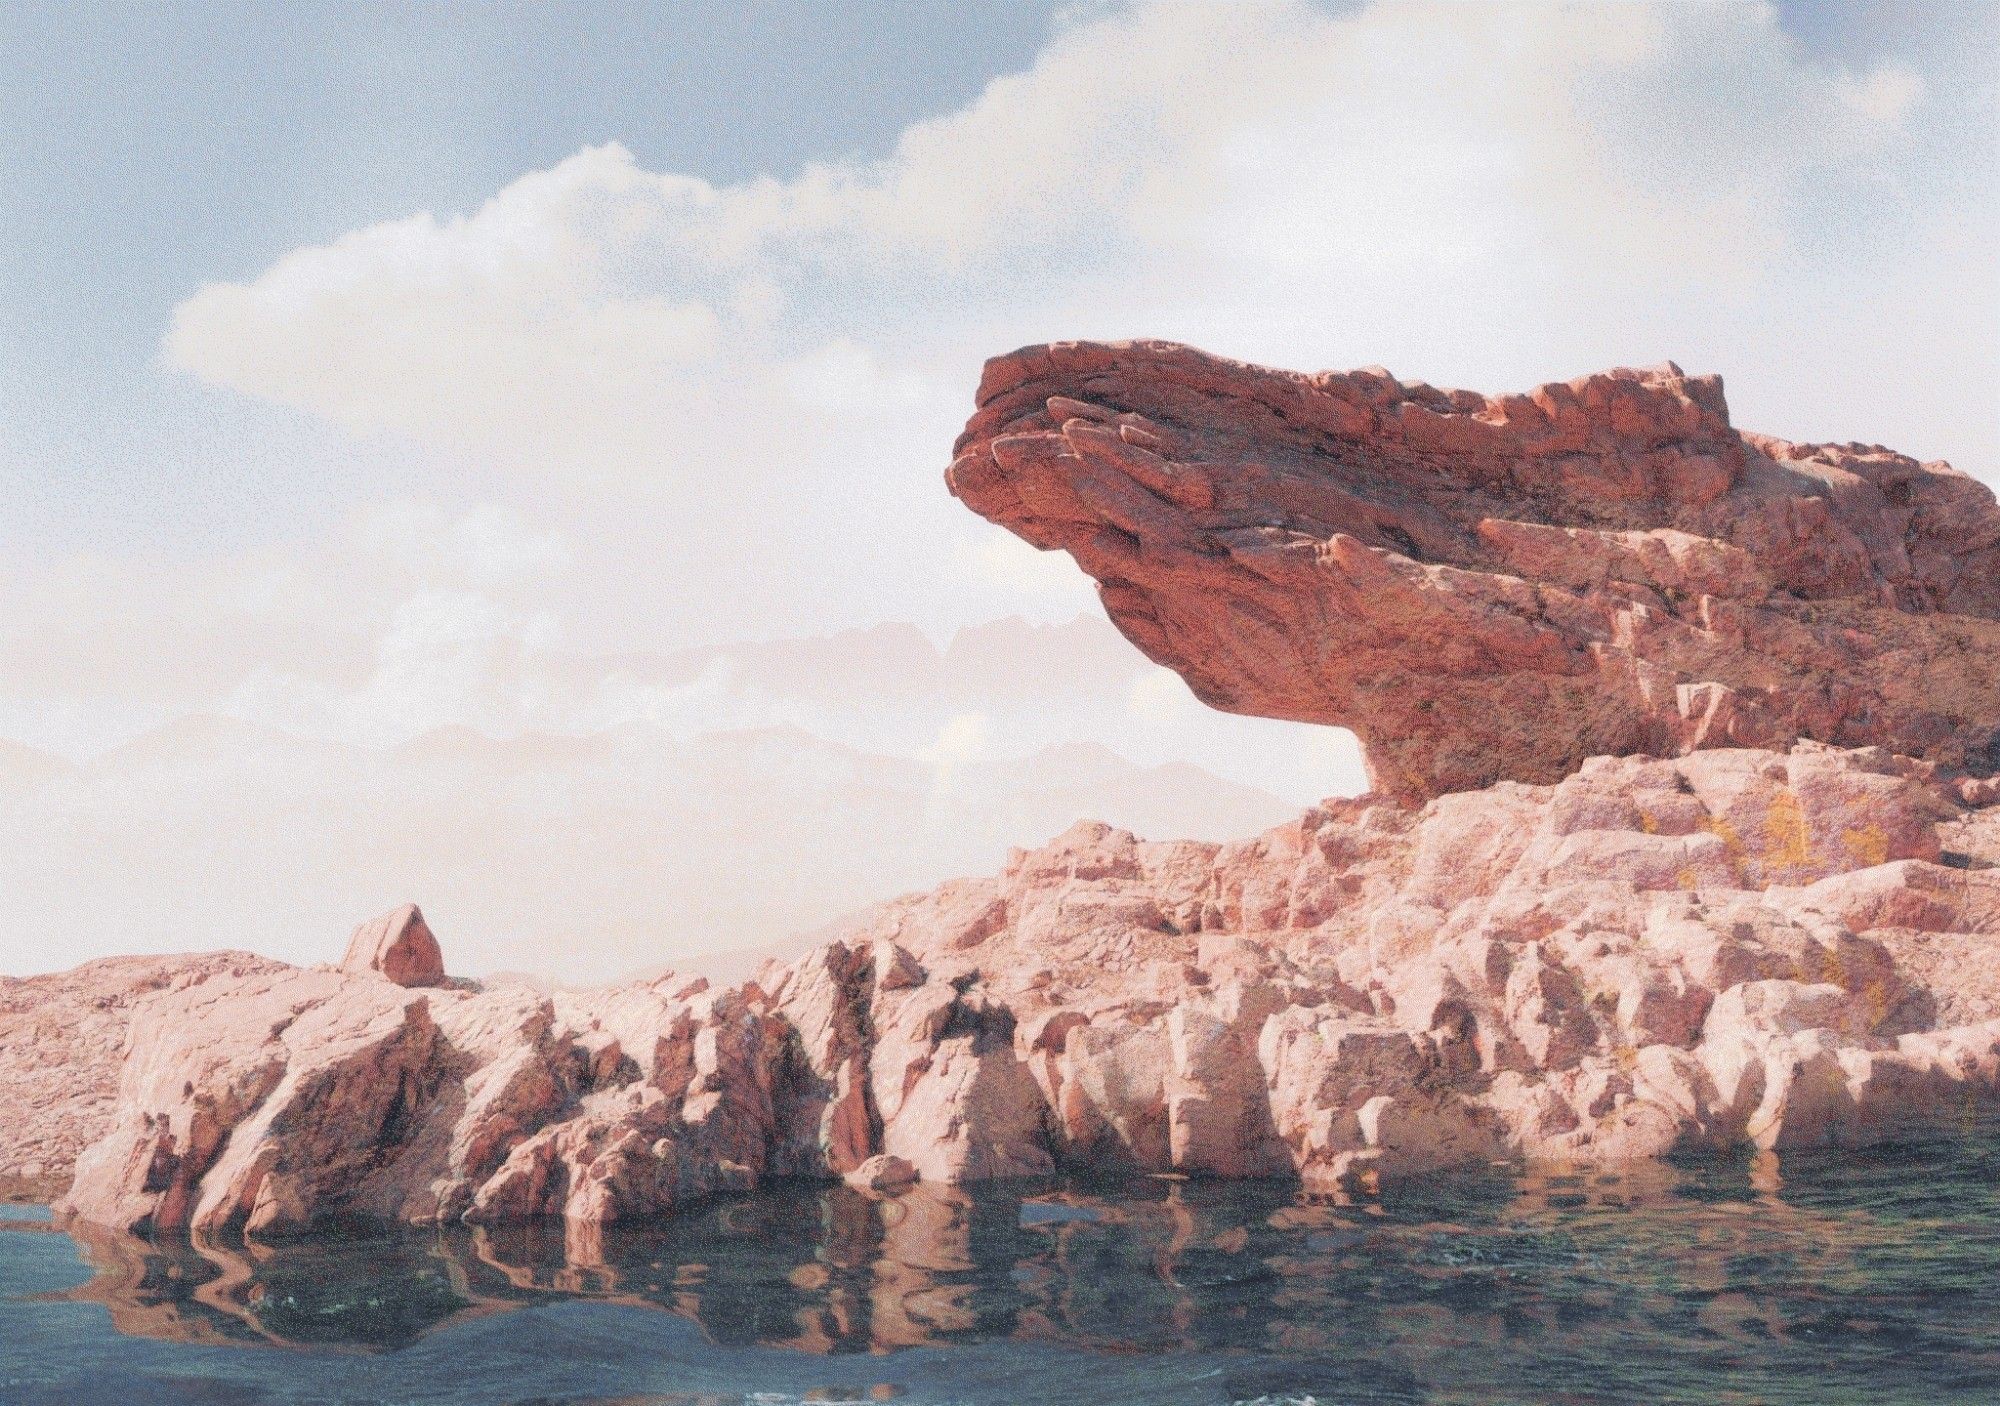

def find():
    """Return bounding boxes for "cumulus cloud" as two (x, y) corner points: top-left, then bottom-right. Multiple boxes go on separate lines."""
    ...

(0, 718), (1302, 982)
(166, 1), (1989, 461)
(0, 500), (576, 754)
(150, 0), (1994, 664)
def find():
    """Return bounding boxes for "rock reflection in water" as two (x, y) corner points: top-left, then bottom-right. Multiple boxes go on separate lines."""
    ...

(56, 1143), (2000, 1397)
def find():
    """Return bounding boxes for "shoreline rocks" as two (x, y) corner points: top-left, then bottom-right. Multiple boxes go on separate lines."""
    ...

(0, 952), (289, 1195)
(45, 743), (2000, 1236)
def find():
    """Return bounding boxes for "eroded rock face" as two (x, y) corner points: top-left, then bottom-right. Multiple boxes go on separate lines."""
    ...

(949, 340), (2000, 799)
(53, 745), (2000, 1233)
(0, 953), (289, 1195)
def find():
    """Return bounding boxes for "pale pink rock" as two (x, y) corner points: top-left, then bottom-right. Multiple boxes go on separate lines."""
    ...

(42, 741), (2000, 1233)
(1165, 993), (1291, 1177)
(844, 1153), (918, 1193)
(60, 965), (441, 1235)
(0, 952), (287, 1193)
(1056, 1017), (1172, 1171)
(873, 941), (925, 992)
(767, 942), (875, 1178)
(340, 903), (445, 987)
(1503, 945), (1597, 1070)
(881, 991), (1052, 1183)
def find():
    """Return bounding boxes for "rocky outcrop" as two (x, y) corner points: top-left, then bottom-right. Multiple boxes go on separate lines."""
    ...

(54, 743), (2000, 1234)
(949, 341), (2000, 799)
(0, 952), (289, 1197)
(0, 908), (444, 1202)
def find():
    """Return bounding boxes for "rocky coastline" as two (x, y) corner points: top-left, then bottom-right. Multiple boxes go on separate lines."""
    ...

(11, 342), (2000, 1237)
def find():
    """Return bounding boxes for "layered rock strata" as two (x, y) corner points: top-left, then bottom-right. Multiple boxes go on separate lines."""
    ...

(54, 745), (2000, 1235)
(949, 341), (2000, 798)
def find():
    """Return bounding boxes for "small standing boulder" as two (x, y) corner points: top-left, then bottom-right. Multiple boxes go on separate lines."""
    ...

(843, 1153), (918, 1194)
(340, 903), (446, 988)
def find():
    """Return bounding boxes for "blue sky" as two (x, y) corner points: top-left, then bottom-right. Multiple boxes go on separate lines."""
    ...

(2, 1), (1068, 547)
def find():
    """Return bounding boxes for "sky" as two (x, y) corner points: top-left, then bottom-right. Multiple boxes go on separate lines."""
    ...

(0, 0), (1994, 979)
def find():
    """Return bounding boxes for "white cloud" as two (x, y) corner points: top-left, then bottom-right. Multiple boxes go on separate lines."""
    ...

(960, 527), (1099, 610)
(778, 339), (937, 417)
(355, 502), (575, 587)
(164, 145), (732, 442)
(922, 710), (993, 795)
(1129, 667), (1197, 726)
(0, 720), (1301, 982)
(169, 1), (1985, 450)
(221, 589), (566, 748)
(1123, 666), (1369, 801)
(1837, 61), (1926, 124)
(0, 501), (580, 753)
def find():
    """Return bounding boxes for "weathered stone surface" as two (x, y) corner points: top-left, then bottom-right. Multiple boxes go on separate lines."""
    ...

(340, 902), (445, 987)
(0, 952), (288, 1195)
(949, 340), (2000, 799)
(844, 1152), (918, 1193)
(48, 742), (2000, 1233)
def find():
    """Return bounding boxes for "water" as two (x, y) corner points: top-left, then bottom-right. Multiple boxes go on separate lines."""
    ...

(4, 1137), (2000, 1405)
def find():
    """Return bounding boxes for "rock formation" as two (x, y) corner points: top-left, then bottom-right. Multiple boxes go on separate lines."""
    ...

(0, 953), (288, 1198)
(49, 744), (2000, 1236)
(949, 341), (2000, 799)
(30, 343), (2000, 1237)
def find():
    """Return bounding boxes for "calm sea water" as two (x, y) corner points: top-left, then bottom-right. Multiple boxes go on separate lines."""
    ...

(4, 1137), (2000, 1406)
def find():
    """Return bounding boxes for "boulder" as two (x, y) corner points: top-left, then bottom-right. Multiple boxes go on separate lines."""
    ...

(341, 903), (446, 987)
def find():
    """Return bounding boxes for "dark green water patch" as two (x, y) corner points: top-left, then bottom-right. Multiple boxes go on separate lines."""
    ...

(3, 1136), (1999, 1403)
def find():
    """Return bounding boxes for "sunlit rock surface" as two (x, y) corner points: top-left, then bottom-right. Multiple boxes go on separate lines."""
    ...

(0, 952), (288, 1197)
(950, 340), (2000, 799)
(340, 902), (446, 988)
(47, 746), (2000, 1234)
